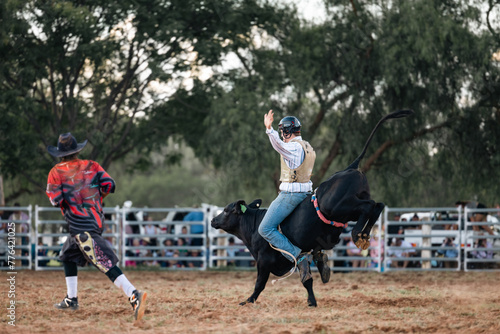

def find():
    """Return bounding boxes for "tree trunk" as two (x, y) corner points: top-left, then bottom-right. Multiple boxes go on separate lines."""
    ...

(0, 175), (4, 206)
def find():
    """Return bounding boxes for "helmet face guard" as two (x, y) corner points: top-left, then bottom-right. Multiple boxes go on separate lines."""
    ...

(278, 116), (301, 139)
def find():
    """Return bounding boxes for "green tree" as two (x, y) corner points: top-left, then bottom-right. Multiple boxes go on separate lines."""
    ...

(178, 0), (500, 207)
(0, 0), (283, 202)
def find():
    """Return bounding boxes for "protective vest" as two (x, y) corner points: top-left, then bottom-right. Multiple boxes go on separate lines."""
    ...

(280, 139), (316, 183)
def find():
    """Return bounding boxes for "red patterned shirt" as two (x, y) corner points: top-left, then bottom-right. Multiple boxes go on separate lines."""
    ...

(46, 159), (115, 235)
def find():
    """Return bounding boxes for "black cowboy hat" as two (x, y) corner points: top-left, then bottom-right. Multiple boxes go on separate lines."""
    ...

(47, 132), (88, 158)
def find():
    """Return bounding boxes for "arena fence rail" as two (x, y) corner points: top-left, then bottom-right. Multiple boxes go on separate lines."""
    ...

(1, 205), (498, 272)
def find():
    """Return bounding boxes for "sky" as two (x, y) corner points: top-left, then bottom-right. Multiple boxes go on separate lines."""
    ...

(294, 0), (327, 22)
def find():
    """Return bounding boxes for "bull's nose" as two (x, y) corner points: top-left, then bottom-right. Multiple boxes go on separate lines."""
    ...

(211, 218), (218, 228)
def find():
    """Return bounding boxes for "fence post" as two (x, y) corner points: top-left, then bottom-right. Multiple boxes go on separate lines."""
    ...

(421, 223), (431, 269)
(383, 206), (389, 272)
(121, 206), (127, 268)
(35, 205), (39, 271)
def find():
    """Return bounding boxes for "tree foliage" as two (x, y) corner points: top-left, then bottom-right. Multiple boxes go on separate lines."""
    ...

(2, 0), (500, 208)
(0, 0), (280, 198)
(174, 0), (500, 206)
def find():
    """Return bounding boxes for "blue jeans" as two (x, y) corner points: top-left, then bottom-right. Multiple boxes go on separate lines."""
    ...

(258, 191), (308, 263)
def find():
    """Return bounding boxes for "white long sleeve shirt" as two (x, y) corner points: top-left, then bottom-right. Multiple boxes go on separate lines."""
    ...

(266, 128), (313, 192)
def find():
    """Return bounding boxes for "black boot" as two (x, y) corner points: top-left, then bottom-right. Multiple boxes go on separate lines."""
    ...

(296, 253), (312, 283)
(313, 251), (331, 284)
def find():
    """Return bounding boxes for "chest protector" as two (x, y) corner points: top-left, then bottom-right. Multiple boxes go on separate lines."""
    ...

(280, 139), (316, 183)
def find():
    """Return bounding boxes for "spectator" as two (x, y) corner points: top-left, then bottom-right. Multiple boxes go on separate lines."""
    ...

(144, 248), (159, 267)
(122, 204), (137, 246)
(176, 237), (189, 267)
(335, 236), (351, 269)
(131, 238), (147, 266)
(434, 211), (449, 230)
(126, 211), (140, 235)
(187, 249), (203, 268)
(37, 240), (49, 267)
(387, 238), (415, 268)
(1, 208), (11, 220)
(180, 226), (190, 245)
(169, 251), (184, 268)
(387, 212), (401, 237)
(8, 202), (29, 229)
(124, 240), (137, 267)
(437, 237), (458, 268)
(161, 239), (176, 268)
(123, 221), (134, 246)
(472, 238), (494, 269)
(398, 218), (407, 235)
(144, 215), (158, 247)
(183, 207), (204, 246)
(8, 203), (30, 266)
(226, 237), (237, 266)
(346, 238), (363, 268)
(471, 203), (495, 235)
(407, 213), (420, 230)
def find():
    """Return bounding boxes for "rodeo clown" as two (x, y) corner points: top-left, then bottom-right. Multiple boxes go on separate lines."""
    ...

(46, 133), (147, 320)
(259, 110), (330, 284)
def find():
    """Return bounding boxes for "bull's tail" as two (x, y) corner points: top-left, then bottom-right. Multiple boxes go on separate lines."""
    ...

(346, 109), (414, 170)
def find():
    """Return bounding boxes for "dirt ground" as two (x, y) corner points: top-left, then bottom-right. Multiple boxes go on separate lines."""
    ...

(2, 269), (500, 334)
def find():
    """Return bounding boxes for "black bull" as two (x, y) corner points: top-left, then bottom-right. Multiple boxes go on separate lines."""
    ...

(211, 109), (414, 307)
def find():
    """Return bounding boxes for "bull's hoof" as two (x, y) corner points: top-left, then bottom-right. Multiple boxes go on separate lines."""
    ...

(354, 233), (371, 250)
(361, 239), (370, 250)
(239, 298), (255, 306)
(308, 300), (317, 307)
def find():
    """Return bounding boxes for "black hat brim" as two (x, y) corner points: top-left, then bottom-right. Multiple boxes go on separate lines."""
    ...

(47, 140), (88, 158)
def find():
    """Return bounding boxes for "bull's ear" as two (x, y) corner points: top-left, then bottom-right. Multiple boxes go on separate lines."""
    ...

(235, 200), (247, 214)
(248, 199), (262, 209)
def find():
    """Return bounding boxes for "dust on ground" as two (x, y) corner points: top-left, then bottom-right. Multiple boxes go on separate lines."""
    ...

(3, 270), (500, 333)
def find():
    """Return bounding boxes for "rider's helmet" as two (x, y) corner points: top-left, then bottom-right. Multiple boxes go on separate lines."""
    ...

(278, 116), (301, 136)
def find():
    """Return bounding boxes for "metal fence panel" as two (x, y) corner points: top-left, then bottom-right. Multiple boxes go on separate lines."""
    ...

(0, 206), (32, 270)
(463, 206), (500, 271)
(34, 206), (121, 271)
(385, 207), (462, 272)
(121, 206), (209, 270)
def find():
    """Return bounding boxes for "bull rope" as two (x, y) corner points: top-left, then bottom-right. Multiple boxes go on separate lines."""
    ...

(268, 243), (300, 285)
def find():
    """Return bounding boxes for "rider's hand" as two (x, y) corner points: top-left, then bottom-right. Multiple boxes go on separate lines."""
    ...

(264, 110), (274, 130)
